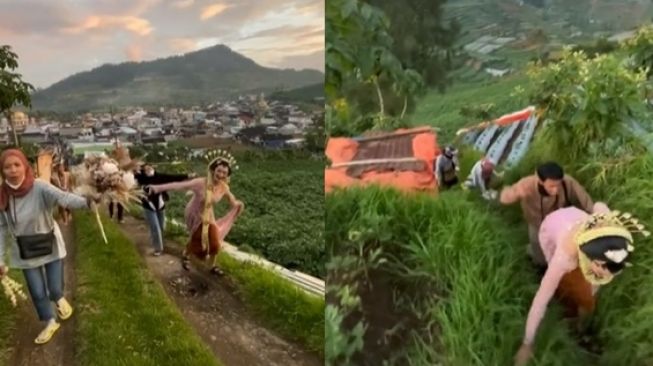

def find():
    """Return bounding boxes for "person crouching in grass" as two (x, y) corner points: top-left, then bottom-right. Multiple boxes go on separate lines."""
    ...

(514, 202), (646, 366)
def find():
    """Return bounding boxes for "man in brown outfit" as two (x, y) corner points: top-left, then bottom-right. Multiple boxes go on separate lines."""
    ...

(499, 162), (594, 268)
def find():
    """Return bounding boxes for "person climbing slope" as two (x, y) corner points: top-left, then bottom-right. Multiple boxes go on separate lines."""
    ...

(514, 203), (647, 366)
(434, 146), (460, 189)
(463, 157), (504, 200)
(499, 162), (595, 269)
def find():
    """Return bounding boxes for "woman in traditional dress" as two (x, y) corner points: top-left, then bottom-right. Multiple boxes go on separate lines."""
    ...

(51, 161), (72, 225)
(514, 202), (647, 365)
(0, 149), (99, 344)
(145, 151), (244, 275)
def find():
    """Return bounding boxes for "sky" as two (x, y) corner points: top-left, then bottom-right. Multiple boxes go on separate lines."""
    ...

(0, 0), (324, 88)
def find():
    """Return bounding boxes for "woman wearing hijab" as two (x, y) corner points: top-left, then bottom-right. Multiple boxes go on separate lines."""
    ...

(0, 149), (98, 345)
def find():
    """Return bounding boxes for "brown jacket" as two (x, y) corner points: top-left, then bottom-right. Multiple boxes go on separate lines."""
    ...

(500, 175), (593, 228)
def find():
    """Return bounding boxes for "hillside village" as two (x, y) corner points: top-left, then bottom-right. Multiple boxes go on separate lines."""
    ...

(448, 0), (646, 80)
(0, 93), (324, 156)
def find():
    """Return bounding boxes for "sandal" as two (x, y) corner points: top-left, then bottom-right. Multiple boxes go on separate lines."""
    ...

(34, 320), (60, 345)
(56, 298), (73, 320)
(210, 266), (224, 276)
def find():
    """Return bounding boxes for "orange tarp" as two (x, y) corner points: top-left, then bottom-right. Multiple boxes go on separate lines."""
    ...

(325, 127), (439, 193)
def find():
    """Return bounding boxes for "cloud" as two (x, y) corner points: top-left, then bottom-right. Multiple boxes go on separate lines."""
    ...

(172, 0), (195, 8)
(3, 0), (324, 87)
(200, 3), (231, 20)
(275, 49), (324, 71)
(0, 2), (74, 36)
(169, 38), (197, 53)
(244, 25), (322, 40)
(126, 44), (144, 61)
(62, 15), (154, 36)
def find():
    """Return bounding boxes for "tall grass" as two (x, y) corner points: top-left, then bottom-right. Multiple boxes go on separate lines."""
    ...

(512, 133), (653, 365)
(326, 187), (590, 365)
(0, 285), (17, 365)
(73, 212), (220, 366)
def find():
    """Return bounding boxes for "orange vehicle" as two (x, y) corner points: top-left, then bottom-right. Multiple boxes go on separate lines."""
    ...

(325, 126), (440, 193)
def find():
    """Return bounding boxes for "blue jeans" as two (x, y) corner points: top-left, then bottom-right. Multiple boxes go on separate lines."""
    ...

(23, 259), (64, 321)
(143, 209), (166, 252)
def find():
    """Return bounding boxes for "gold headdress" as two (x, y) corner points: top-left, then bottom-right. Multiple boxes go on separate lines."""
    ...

(574, 210), (650, 285)
(200, 149), (239, 258)
(204, 149), (239, 173)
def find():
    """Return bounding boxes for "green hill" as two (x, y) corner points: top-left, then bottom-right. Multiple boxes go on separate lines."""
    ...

(31, 44), (324, 112)
(270, 83), (324, 103)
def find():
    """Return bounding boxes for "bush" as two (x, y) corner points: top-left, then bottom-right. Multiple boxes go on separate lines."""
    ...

(326, 187), (587, 365)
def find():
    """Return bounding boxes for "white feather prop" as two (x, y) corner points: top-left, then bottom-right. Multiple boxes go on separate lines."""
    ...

(1, 276), (27, 307)
(70, 155), (145, 243)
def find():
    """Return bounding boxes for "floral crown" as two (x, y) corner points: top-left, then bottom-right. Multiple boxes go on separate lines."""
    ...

(204, 149), (239, 171)
(574, 210), (650, 267)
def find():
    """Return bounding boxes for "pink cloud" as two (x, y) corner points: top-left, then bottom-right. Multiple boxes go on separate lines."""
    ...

(62, 15), (154, 36)
(125, 44), (143, 61)
(200, 3), (231, 20)
(172, 0), (195, 9)
(169, 37), (197, 53)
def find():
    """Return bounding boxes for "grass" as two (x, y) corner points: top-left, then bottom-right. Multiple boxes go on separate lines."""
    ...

(505, 134), (653, 365)
(0, 281), (18, 366)
(73, 211), (221, 366)
(129, 203), (325, 358)
(328, 57), (653, 364)
(326, 186), (589, 365)
(217, 254), (325, 357)
(410, 73), (530, 141)
(162, 155), (325, 278)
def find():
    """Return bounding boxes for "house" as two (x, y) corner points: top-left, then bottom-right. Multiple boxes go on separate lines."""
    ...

(20, 125), (49, 144)
(279, 123), (299, 135)
(485, 68), (512, 77)
(10, 111), (29, 131)
(60, 127), (85, 140)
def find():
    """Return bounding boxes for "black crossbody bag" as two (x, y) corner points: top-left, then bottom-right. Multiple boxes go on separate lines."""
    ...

(5, 196), (55, 260)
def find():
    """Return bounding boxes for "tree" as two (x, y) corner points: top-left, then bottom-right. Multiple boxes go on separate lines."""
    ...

(0, 45), (35, 147)
(326, 0), (425, 135)
(365, 0), (460, 90)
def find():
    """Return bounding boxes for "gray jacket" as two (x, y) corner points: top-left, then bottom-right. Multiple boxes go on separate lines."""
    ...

(0, 180), (89, 269)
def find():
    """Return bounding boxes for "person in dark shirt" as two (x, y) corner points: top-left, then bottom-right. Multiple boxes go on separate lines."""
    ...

(135, 163), (195, 256)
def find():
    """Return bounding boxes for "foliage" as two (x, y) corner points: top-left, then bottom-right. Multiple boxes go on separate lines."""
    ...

(326, 187), (587, 365)
(409, 73), (530, 141)
(218, 254), (325, 356)
(623, 24), (653, 78)
(571, 37), (618, 58)
(304, 110), (325, 152)
(365, 0), (460, 89)
(326, 0), (426, 134)
(523, 48), (649, 163)
(73, 212), (221, 366)
(458, 102), (497, 121)
(0, 45), (35, 146)
(159, 154), (324, 278)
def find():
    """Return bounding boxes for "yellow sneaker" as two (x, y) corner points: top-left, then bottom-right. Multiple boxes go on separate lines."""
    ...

(56, 298), (73, 320)
(34, 320), (60, 344)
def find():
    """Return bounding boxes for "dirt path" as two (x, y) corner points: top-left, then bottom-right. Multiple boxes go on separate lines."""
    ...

(8, 220), (77, 366)
(118, 215), (322, 366)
